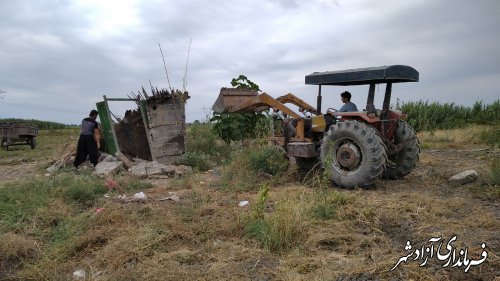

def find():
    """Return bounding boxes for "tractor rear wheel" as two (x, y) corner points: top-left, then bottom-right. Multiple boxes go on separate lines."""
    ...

(320, 120), (387, 188)
(382, 121), (420, 179)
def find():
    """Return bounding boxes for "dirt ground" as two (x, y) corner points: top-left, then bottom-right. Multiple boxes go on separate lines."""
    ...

(0, 147), (499, 280)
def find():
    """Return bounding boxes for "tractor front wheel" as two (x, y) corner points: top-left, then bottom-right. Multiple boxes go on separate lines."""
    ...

(320, 120), (387, 188)
(382, 121), (420, 179)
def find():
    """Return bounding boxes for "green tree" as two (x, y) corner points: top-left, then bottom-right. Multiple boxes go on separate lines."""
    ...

(211, 75), (269, 144)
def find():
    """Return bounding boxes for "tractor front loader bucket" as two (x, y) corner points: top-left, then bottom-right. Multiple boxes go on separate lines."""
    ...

(212, 88), (259, 113)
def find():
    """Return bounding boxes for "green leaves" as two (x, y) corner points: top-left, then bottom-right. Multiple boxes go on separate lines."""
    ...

(230, 75), (261, 91)
(210, 75), (269, 144)
(210, 112), (267, 144)
(397, 100), (500, 132)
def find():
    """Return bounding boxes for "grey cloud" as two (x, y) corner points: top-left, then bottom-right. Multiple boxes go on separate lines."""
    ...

(0, 0), (499, 124)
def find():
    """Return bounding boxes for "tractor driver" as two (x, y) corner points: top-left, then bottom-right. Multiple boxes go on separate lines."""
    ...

(338, 91), (358, 112)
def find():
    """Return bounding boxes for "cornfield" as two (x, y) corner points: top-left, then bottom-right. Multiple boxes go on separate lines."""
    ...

(396, 100), (500, 132)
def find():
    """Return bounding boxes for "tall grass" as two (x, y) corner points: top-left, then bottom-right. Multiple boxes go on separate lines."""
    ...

(177, 122), (233, 171)
(397, 100), (500, 132)
(217, 145), (290, 191)
(246, 196), (308, 253)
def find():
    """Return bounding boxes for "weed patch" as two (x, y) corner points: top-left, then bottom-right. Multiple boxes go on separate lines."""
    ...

(65, 179), (106, 207)
(246, 188), (308, 253)
(248, 146), (288, 176)
(0, 233), (39, 263)
(479, 125), (500, 148)
(186, 122), (233, 164)
(0, 178), (53, 232)
(118, 176), (153, 192)
(310, 189), (351, 220)
(218, 145), (290, 191)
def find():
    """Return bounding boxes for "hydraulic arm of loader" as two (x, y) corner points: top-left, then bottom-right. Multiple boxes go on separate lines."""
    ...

(215, 91), (307, 141)
(276, 93), (318, 114)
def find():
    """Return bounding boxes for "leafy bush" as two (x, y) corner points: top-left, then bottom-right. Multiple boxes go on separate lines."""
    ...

(186, 122), (232, 163)
(210, 112), (269, 144)
(248, 146), (288, 176)
(231, 75), (260, 91)
(186, 122), (218, 155)
(479, 126), (500, 148)
(176, 151), (212, 172)
(210, 75), (271, 144)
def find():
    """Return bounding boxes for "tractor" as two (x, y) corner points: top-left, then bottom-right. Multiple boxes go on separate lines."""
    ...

(212, 65), (420, 188)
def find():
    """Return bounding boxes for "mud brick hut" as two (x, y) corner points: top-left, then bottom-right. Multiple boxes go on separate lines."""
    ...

(96, 88), (189, 165)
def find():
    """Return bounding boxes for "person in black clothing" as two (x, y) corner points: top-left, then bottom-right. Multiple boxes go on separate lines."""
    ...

(74, 109), (101, 169)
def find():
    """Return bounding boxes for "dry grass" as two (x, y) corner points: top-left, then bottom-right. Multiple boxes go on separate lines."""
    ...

(418, 124), (493, 149)
(1, 127), (499, 280)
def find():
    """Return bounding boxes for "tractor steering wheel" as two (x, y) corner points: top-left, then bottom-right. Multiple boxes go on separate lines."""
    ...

(326, 107), (337, 114)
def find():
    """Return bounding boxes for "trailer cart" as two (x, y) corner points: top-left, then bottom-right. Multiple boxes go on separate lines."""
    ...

(0, 122), (39, 150)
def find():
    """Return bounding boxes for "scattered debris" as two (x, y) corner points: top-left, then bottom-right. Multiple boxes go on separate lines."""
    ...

(129, 161), (192, 178)
(72, 269), (86, 280)
(449, 169), (479, 185)
(133, 192), (147, 201)
(115, 151), (133, 168)
(105, 177), (119, 189)
(158, 194), (180, 202)
(93, 161), (123, 176)
(46, 139), (76, 172)
(98, 153), (117, 162)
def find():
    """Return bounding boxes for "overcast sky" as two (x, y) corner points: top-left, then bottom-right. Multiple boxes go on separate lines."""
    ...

(0, 0), (499, 124)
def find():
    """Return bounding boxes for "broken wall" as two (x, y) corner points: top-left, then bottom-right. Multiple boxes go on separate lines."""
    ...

(145, 93), (187, 165)
(114, 110), (152, 161)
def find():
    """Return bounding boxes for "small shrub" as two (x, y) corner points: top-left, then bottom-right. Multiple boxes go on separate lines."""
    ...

(479, 126), (500, 148)
(186, 122), (233, 164)
(187, 123), (218, 155)
(176, 151), (212, 171)
(248, 146), (288, 176)
(253, 184), (269, 220)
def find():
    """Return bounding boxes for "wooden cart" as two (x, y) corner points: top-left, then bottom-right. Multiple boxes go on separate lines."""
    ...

(0, 122), (39, 150)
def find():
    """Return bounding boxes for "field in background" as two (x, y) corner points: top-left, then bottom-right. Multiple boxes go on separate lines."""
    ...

(1, 101), (499, 280)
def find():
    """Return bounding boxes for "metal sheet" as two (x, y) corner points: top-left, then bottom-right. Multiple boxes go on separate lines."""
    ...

(305, 65), (419, 86)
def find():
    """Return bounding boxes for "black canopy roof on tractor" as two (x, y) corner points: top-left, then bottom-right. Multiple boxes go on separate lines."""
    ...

(305, 65), (419, 86)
